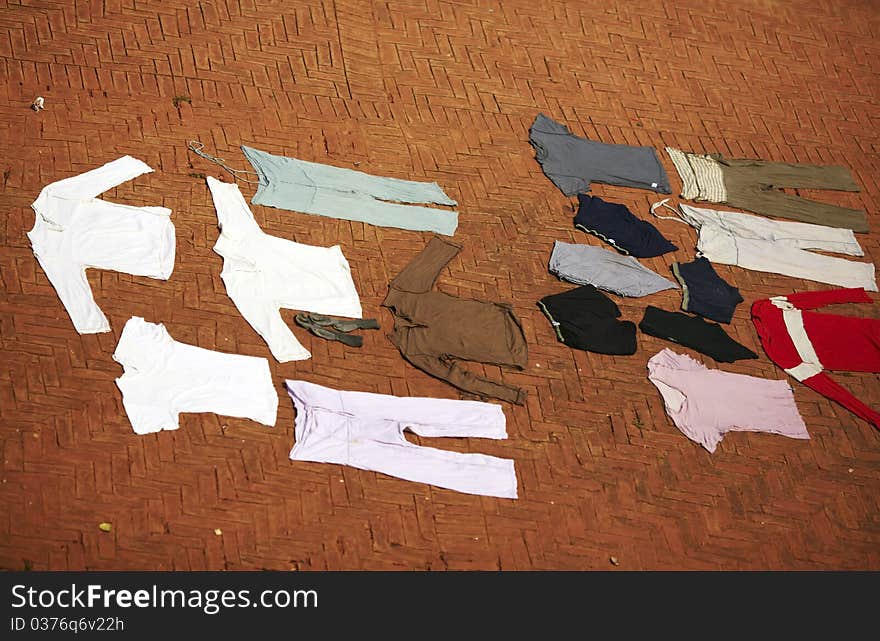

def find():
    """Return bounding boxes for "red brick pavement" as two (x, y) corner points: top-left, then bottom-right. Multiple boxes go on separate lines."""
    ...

(1, 0), (879, 570)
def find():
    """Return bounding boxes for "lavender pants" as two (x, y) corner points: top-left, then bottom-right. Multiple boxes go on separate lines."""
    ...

(285, 380), (518, 498)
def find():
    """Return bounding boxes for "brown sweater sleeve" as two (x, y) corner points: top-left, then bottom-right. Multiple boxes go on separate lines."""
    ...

(389, 236), (462, 294)
(405, 352), (527, 405)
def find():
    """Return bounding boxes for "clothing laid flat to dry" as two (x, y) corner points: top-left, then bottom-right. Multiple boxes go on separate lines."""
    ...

(639, 306), (758, 363)
(529, 113), (671, 196)
(113, 317), (278, 435)
(27, 156), (175, 334)
(206, 177), (363, 362)
(647, 349), (809, 453)
(666, 147), (867, 232)
(652, 200), (877, 291)
(574, 195), (678, 258)
(382, 236), (528, 405)
(538, 285), (638, 355)
(549, 241), (678, 297)
(240, 145), (458, 235)
(294, 313), (379, 348)
(666, 147), (727, 203)
(671, 257), (743, 324)
(751, 289), (880, 429)
(285, 380), (517, 498)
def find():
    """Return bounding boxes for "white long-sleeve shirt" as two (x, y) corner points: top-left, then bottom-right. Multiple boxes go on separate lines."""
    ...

(206, 177), (363, 362)
(27, 156), (176, 333)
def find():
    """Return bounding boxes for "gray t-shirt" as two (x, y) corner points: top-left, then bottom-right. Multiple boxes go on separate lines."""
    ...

(529, 113), (671, 196)
(549, 241), (678, 298)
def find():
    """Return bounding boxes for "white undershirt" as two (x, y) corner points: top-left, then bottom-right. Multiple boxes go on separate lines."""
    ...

(206, 177), (363, 362)
(27, 156), (175, 333)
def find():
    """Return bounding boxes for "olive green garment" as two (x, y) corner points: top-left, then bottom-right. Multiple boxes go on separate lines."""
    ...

(383, 237), (528, 405)
(716, 155), (867, 232)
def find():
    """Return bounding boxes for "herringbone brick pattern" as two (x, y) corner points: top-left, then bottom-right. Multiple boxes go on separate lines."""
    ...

(1, 0), (879, 570)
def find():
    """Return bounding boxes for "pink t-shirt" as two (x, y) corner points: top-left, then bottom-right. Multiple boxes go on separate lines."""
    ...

(647, 348), (810, 453)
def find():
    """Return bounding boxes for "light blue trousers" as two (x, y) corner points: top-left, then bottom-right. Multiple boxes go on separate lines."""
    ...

(241, 145), (458, 235)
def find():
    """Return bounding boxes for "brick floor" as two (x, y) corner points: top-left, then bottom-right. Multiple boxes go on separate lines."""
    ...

(1, 0), (879, 570)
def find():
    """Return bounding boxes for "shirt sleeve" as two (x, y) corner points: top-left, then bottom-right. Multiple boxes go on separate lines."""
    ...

(36, 254), (111, 334)
(780, 288), (873, 310)
(388, 236), (462, 294)
(801, 372), (880, 430)
(404, 352), (526, 405)
(32, 156), (155, 228)
(120, 396), (180, 435)
(35, 156), (153, 202)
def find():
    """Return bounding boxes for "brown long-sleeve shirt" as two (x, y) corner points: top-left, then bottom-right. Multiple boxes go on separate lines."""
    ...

(382, 237), (528, 404)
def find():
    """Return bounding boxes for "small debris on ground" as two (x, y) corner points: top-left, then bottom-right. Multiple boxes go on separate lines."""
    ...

(609, 555), (620, 566)
(98, 522), (112, 532)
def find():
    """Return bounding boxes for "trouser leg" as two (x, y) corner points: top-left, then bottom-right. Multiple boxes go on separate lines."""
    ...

(348, 435), (518, 498)
(310, 190), (459, 235)
(285, 380), (509, 438)
(723, 186), (867, 231)
(735, 239), (876, 290)
(720, 159), (860, 191)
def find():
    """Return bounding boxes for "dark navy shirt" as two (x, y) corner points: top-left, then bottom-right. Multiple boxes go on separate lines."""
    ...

(672, 257), (743, 324)
(574, 195), (678, 258)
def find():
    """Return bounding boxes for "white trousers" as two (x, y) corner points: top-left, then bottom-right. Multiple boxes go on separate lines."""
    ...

(28, 156), (175, 333)
(674, 203), (877, 291)
(285, 380), (518, 498)
(114, 317), (278, 434)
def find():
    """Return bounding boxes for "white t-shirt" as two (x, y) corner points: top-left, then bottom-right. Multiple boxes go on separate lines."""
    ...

(113, 316), (278, 435)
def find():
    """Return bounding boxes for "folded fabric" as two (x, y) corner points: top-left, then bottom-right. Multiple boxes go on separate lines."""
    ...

(639, 306), (758, 363)
(671, 257), (743, 324)
(294, 313), (379, 347)
(647, 348), (809, 453)
(113, 317), (278, 435)
(241, 145), (458, 235)
(529, 113), (671, 195)
(574, 194), (678, 258)
(538, 285), (638, 355)
(549, 241), (678, 297)
(286, 380), (517, 498)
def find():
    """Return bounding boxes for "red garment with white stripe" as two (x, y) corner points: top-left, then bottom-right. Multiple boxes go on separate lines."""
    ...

(751, 288), (880, 429)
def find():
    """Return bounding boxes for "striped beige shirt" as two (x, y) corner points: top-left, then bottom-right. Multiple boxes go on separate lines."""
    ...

(666, 147), (726, 203)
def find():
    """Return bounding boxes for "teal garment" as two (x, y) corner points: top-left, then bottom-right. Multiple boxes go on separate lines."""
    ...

(241, 145), (459, 235)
